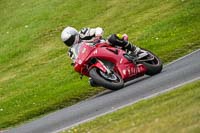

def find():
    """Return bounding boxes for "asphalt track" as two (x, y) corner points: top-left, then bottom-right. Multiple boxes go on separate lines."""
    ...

(5, 49), (200, 133)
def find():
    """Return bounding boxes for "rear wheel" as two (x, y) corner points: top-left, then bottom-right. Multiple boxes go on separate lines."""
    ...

(139, 49), (163, 76)
(89, 68), (124, 90)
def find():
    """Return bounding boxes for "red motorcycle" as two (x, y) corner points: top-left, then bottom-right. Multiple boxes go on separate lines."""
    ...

(71, 41), (162, 90)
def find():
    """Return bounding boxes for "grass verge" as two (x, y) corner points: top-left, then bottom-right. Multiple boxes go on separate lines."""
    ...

(64, 80), (200, 133)
(0, 0), (200, 129)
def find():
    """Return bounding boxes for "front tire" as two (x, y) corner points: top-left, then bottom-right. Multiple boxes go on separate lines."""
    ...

(89, 68), (124, 90)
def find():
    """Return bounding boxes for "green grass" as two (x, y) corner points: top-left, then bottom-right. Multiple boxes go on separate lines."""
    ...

(64, 80), (200, 133)
(0, 0), (200, 129)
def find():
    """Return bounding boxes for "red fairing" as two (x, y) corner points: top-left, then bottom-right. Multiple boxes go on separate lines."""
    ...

(74, 43), (96, 75)
(116, 63), (147, 81)
(73, 41), (147, 80)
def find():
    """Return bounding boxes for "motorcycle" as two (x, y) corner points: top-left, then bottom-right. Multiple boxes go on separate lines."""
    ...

(70, 40), (162, 90)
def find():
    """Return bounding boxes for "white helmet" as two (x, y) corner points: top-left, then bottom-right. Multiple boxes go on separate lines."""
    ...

(61, 26), (79, 46)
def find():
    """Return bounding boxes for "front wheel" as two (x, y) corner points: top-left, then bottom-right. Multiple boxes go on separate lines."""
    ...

(138, 49), (163, 76)
(89, 68), (124, 90)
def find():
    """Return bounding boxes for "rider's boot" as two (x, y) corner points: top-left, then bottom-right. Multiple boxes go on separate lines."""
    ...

(131, 46), (141, 56)
(126, 44), (141, 57)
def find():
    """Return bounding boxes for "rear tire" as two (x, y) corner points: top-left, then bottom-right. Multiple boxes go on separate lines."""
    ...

(139, 49), (163, 76)
(89, 68), (124, 90)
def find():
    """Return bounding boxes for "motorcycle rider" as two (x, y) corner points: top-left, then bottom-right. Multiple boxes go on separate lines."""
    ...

(61, 26), (140, 58)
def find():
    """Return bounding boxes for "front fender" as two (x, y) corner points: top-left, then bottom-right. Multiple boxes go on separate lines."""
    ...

(89, 60), (107, 73)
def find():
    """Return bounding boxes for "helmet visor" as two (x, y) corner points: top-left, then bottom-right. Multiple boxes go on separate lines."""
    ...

(64, 35), (75, 46)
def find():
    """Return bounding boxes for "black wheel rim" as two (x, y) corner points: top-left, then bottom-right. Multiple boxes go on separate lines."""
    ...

(98, 70), (120, 82)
